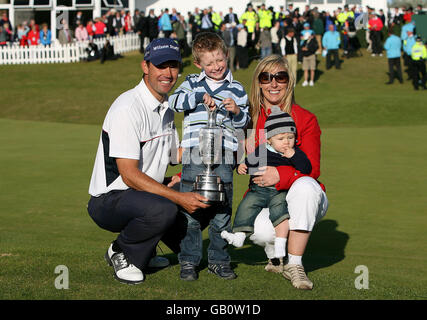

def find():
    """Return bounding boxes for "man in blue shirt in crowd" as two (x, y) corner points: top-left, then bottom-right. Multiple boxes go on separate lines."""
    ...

(401, 20), (415, 41)
(384, 29), (403, 84)
(322, 24), (341, 69)
(159, 9), (173, 38)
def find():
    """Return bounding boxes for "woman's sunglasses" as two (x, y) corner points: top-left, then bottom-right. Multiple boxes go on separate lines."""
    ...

(258, 71), (289, 84)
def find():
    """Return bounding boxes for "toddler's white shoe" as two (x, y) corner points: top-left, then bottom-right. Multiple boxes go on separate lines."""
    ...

(302, 80), (308, 87)
(221, 231), (246, 247)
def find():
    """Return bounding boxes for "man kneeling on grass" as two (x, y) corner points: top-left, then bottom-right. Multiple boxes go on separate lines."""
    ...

(87, 38), (209, 284)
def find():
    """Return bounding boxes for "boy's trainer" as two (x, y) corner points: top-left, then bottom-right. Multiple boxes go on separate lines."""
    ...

(208, 263), (237, 280)
(180, 262), (198, 281)
(148, 256), (170, 268)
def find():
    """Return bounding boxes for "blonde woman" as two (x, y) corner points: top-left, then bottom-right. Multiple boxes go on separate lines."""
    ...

(243, 54), (328, 290)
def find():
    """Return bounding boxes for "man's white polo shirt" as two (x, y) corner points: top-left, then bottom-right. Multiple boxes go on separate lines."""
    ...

(89, 78), (179, 197)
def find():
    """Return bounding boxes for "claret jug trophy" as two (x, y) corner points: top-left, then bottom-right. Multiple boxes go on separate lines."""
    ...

(192, 104), (229, 204)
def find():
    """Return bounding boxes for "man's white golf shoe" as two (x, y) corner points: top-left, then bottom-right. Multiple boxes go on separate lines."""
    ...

(105, 242), (145, 285)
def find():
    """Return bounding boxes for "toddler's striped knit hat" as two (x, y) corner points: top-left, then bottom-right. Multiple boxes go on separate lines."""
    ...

(264, 106), (296, 139)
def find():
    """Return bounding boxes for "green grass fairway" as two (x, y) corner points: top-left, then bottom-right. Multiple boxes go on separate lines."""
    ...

(0, 50), (426, 300)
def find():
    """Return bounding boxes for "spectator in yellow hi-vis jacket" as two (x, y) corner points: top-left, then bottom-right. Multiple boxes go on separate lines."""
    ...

(411, 36), (427, 90)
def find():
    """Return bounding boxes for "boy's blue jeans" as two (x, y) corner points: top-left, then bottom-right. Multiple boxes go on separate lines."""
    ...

(232, 183), (290, 234)
(178, 148), (234, 266)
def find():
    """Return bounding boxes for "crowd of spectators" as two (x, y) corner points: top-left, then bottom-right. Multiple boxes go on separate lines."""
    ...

(0, 3), (425, 78)
(131, 2), (425, 75)
(383, 5), (426, 90)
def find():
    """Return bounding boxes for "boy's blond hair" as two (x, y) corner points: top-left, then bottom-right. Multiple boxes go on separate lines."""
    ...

(192, 32), (228, 63)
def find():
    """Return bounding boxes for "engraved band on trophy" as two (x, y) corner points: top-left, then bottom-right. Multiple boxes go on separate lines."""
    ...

(192, 103), (229, 204)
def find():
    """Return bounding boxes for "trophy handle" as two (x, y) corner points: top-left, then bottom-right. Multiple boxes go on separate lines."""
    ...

(202, 103), (211, 113)
(202, 103), (229, 127)
(217, 103), (229, 127)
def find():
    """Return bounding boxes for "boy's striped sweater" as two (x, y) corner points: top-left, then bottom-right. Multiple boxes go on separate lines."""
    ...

(168, 71), (250, 151)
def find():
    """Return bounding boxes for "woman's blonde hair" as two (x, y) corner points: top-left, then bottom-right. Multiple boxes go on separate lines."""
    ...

(248, 54), (295, 130)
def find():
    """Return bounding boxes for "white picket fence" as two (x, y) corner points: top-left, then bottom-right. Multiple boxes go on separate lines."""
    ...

(0, 33), (140, 65)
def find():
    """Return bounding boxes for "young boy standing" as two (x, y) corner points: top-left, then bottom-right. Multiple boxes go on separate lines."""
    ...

(168, 32), (250, 281)
(221, 106), (312, 271)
